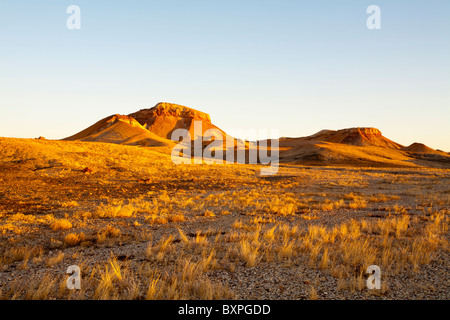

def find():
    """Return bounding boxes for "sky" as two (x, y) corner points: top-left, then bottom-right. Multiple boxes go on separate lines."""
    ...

(1, 0), (449, 151)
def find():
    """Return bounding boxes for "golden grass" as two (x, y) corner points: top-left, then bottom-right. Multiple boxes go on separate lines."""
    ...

(238, 239), (260, 267)
(50, 219), (73, 231)
(0, 137), (448, 300)
(2, 207), (447, 299)
(63, 233), (86, 246)
(46, 251), (64, 267)
(0, 246), (43, 272)
(94, 202), (135, 218)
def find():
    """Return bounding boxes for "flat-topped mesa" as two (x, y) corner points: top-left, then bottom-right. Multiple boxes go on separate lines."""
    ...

(304, 127), (402, 149)
(128, 102), (227, 140)
(341, 127), (383, 144)
(129, 102), (211, 126)
(347, 127), (382, 135)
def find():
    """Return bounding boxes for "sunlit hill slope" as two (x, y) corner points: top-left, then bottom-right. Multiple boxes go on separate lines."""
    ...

(2, 102), (450, 168)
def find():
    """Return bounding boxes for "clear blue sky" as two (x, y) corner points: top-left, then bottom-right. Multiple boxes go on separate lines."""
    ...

(1, 0), (449, 150)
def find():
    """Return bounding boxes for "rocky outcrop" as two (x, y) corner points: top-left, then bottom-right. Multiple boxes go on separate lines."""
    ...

(303, 127), (403, 149)
(64, 102), (232, 146)
(128, 102), (228, 140)
(61, 102), (449, 168)
(129, 102), (211, 125)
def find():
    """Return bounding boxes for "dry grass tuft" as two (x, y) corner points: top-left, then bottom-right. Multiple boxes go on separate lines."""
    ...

(50, 219), (73, 231)
(63, 232), (86, 246)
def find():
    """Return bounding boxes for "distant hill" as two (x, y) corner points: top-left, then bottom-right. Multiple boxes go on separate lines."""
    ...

(402, 142), (447, 155)
(278, 128), (449, 168)
(62, 102), (450, 168)
(65, 102), (235, 145)
(301, 127), (403, 149)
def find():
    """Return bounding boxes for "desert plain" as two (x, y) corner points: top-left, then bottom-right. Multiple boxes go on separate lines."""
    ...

(0, 103), (448, 300)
